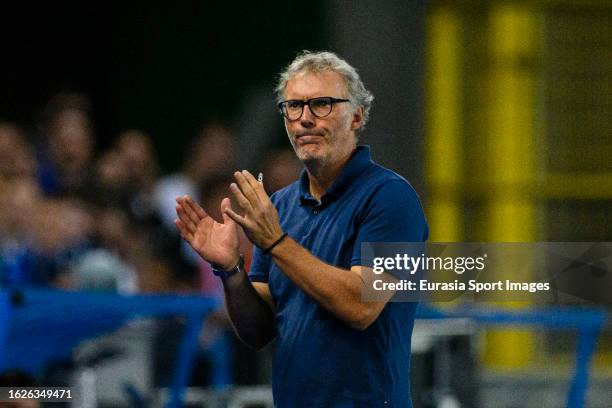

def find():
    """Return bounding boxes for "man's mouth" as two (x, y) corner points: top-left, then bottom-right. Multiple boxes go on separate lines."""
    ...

(297, 135), (321, 142)
(295, 132), (324, 144)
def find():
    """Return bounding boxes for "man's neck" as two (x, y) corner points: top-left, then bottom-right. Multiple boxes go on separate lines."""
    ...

(305, 147), (356, 201)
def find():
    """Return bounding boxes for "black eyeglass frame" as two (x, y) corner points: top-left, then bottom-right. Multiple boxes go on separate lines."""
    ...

(277, 97), (351, 121)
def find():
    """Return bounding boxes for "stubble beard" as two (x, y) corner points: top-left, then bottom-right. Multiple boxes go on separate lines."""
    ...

(290, 136), (330, 172)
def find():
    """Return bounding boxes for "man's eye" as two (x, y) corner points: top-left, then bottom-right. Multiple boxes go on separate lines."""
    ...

(311, 99), (331, 108)
(287, 101), (302, 109)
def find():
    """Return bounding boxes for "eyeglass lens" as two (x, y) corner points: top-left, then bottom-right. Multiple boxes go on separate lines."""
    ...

(283, 98), (333, 120)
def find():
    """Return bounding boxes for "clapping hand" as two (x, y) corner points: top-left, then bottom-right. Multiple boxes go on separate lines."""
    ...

(224, 170), (284, 251)
(175, 195), (240, 270)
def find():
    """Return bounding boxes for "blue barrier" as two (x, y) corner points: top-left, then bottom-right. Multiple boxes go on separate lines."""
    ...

(416, 304), (608, 408)
(2, 290), (606, 408)
(0, 288), (219, 408)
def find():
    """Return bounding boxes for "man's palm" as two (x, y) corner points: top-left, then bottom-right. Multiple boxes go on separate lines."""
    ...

(191, 214), (239, 266)
(175, 196), (240, 270)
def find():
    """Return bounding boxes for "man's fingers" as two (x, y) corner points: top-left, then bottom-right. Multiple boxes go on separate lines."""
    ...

(230, 182), (254, 212)
(224, 206), (251, 229)
(176, 204), (197, 232)
(241, 170), (269, 202)
(234, 171), (260, 205)
(220, 197), (235, 225)
(178, 195), (206, 226)
(174, 219), (193, 242)
(183, 195), (208, 219)
(239, 170), (258, 188)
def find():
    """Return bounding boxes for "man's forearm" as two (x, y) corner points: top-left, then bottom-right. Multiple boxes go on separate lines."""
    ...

(269, 237), (377, 330)
(222, 271), (275, 350)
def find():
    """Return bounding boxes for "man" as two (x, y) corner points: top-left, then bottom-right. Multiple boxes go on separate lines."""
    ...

(175, 51), (428, 407)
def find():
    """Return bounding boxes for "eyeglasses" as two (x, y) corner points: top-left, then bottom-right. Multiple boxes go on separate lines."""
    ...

(278, 97), (350, 121)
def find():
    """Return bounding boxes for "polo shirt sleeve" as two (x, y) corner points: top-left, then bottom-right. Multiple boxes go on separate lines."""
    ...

(248, 245), (271, 283)
(351, 180), (428, 267)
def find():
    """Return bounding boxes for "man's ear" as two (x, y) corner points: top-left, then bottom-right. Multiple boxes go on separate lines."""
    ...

(349, 106), (364, 131)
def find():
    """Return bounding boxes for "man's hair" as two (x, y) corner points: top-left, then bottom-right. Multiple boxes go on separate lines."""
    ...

(275, 50), (374, 132)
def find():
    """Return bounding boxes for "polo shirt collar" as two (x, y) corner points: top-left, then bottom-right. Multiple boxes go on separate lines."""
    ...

(299, 145), (373, 206)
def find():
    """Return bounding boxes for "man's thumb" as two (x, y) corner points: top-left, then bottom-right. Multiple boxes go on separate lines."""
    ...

(220, 197), (234, 224)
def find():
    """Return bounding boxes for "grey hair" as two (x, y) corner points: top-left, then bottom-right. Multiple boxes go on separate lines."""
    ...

(275, 50), (374, 132)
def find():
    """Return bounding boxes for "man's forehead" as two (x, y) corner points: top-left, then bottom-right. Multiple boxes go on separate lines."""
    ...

(284, 70), (347, 99)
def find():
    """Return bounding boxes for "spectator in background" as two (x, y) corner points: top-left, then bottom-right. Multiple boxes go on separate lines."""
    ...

(0, 120), (92, 289)
(79, 128), (172, 292)
(114, 130), (178, 281)
(0, 124), (43, 287)
(37, 92), (95, 199)
(92, 129), (160, 218)
(29, 198), (93, 288)
(0, 179), (41, 287)
(153, 120), (236, 232)
(69, 206), (138, 293)
(0, 122), (37, 181)
(93, 147), (129, 208)
(115, 129), (159, 222)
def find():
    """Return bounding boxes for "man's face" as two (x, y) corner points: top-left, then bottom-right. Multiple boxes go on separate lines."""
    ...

(283, 71), (361, 167)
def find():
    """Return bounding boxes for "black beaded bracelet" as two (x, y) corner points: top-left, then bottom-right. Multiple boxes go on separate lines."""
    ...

(262, 232), (288, 254)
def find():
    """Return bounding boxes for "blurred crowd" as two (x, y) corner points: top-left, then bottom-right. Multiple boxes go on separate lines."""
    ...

(0, 91), (301, 390)
(0, 91), (301, 293)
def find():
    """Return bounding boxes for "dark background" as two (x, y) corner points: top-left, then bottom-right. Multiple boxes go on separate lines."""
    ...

(0, 3), (330, 170)
(0, 2), (427, 188)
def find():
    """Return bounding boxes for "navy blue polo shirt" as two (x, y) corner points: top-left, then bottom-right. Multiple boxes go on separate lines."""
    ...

(249, 145), (428, 407)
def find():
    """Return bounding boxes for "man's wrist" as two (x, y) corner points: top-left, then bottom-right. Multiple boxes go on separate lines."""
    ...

(212, 256), (244, 280)
(262, 232), (288, 255)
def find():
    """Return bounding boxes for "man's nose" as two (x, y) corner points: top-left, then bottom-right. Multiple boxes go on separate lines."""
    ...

(300, 104), (315, 128)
